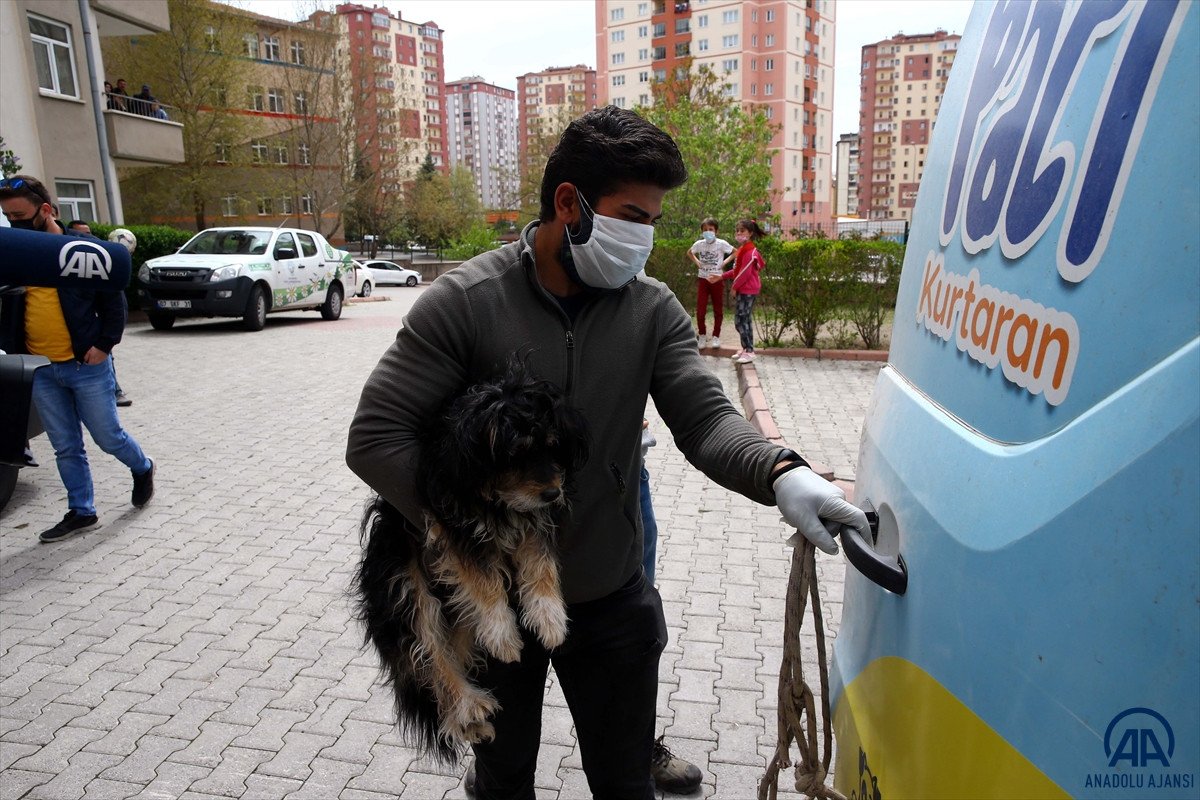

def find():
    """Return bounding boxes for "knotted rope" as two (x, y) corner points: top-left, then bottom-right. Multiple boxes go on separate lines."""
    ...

(758, 538), (847, 800)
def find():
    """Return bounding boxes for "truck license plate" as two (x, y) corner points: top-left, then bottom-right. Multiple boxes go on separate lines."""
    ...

(158, 300), (191, 309)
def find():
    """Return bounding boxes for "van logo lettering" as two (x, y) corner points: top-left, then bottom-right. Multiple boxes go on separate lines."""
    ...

(939, 0), (1187, 282)
(59, 240), (113, 281)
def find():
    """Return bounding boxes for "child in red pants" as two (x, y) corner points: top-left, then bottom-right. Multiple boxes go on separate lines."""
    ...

(687, 217), (735, 349)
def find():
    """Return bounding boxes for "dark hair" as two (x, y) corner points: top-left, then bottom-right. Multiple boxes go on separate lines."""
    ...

(67, 220), (90, 230)
(539, 105), (687, 222)
(0, 174), (53, 208)
(736, 219), (765, 240)
(701, 217), (719, 230)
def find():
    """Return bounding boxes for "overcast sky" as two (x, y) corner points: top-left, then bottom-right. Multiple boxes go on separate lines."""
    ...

(238, 0), (977, 137)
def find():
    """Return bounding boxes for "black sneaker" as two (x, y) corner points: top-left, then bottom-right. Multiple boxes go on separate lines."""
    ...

(39, 511), (99, 543)
(116, 391), (132, 408)
(651, 735), (703, 794)
(132, 460), (155, 507)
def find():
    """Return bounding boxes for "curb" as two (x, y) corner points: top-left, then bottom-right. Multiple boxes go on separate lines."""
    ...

(702, 344), (888, 362)
(730, 356), (845, 488)
(346, 295), (392, 304)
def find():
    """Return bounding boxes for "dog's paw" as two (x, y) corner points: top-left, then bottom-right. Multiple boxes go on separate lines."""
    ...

(523, 598), (569, 650)
(443, 690), (500, 744)
(478, 621), (523, 663)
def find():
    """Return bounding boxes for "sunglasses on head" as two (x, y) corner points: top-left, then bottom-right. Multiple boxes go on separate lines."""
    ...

(0, 178), (51, 207)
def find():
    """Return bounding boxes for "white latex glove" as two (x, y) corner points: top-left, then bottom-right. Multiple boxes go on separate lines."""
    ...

(774, 466), (869, 555)
(640, 424), (657, 462)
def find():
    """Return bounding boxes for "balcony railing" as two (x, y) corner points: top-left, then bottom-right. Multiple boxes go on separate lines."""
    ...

(102, 94), (183, 165)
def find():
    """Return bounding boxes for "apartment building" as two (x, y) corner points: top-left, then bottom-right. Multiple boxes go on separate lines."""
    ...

(835, 131), (858, 216)
(332, 3), (447, 187)
(1, 0), (183, 225)
(857, 29), (959, 221)
(445, 77), (517, 210)
(515, 65), (598, 169)
(99, 2), (342, 234)
(595, 0), (837, 231)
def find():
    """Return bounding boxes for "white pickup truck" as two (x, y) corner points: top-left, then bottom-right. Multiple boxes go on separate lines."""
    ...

(136, 227), (355, 331)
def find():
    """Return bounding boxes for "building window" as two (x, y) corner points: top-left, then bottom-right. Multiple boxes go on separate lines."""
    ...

(614, 97), (627, 108)
(675, 42), (690, 57)
(765, 58), (774, 71)
(257, 196), (273, 216)
(764, 83), (774, 96)
(766, 9), (775, 21)
(293, 91), (308, 114)
(652, 46), (666, 60)
(222, 196), (238, 217)
(298, 142), (311, 165)
(675, 19), (689, 33)
(28, 14), (78, 98)
(275, 145), (288, 164)
(765, 34), (774, 46)
(54, 181), (94, 221)
(638, 48), (649, 60)
(638, 25), (648, 38)
(280, 195), (293, 214)
(697, 14), (707, 27)
(637, 2), (649, 14)
(263, 35), (280, 61)
(251, 140), (268, 162)
(249, 86), (264, 111)
(721, 58), (738, 72)
(653, 22), (666, 37)
(612, 75), (625, 86)
(722, 9), (739, 23)
(267, 89), (285, 113)
(612, 52), (625, 65)
(290, 40), (306, 65)
(697, 39), (708, 52)
(722, 35), (738, 48)
(215, 143), (230, 163)
(204, 25), (219, 52)
(612, 30), (624, 43)
(639, 71), (650, 83)
(610, 7), (624, 21)
(300, 194), (312, 214)
(244, 34), (259, 58)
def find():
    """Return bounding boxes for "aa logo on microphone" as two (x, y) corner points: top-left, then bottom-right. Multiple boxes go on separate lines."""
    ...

(59, 240), (113, 280)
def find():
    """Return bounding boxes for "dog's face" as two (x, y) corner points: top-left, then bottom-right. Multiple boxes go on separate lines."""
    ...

(430, 362), (590, 516)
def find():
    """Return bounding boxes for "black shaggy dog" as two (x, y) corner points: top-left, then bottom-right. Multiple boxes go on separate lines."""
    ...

(354, 360), (590, 764)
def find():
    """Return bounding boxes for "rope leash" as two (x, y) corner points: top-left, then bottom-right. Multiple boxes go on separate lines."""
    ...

(758, 538), (847, 800)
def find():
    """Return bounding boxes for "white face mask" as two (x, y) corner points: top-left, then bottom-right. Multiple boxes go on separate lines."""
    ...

(702, 230), (716, 242)
(565, 191), (654, 290)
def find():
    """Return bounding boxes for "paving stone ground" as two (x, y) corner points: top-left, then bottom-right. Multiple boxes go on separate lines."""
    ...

(1, 290), (874, 799)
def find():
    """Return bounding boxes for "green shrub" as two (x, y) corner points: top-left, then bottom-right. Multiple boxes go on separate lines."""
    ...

(644, 239), (697, 313)
(444, 223), (500, 261)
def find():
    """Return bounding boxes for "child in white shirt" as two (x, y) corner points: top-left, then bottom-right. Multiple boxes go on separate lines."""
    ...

(687, 217), (735, 349)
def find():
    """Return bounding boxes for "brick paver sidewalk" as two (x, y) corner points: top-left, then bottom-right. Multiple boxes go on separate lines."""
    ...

(1, 297), (875, 799)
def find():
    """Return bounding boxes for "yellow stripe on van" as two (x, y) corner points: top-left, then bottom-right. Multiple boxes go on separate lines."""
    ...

(833, 657), (1068, 799)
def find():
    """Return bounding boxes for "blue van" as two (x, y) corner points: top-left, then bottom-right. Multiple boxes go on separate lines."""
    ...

(831, 1), (1199, 797)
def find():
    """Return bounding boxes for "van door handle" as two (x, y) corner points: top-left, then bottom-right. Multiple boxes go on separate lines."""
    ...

(842, 501), (907, 595)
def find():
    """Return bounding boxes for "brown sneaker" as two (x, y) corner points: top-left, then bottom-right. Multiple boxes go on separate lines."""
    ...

(651, 735), (703, 794)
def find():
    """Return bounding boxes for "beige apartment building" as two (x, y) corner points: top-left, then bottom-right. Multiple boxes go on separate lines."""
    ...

(0, 0), (183, 224)
(331, 2), (447, 188)
(857, 29), (959, 221)
(446, 77), (517, 211)
(835, 130), (858, 216)
(515, 65), (598, 170)
(595, 0), (836, 231)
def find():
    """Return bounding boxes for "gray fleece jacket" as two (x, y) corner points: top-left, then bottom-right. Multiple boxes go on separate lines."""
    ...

(346, 221), (790, 603)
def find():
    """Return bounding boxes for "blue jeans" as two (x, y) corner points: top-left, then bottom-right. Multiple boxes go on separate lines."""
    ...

(32, 359), (150, 516)
(639, 465), (657, 584)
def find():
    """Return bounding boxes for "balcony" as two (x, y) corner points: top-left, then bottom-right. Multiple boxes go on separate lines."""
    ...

(104, 108), (184, 165)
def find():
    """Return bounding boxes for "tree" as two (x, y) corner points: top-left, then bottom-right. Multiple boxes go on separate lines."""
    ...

(515, 103), (575, 226)
(404, 164), (484, 251)
(638, 62), (779, 239)
(103, 0), (253, 229)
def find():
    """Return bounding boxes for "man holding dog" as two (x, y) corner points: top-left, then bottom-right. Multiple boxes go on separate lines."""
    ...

(347, 106), (868, 799)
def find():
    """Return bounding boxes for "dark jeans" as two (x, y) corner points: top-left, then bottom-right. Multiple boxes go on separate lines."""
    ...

(472, 571), (668, 800)
(734, 292), (757, 351)
(639, 465), (657, 583)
